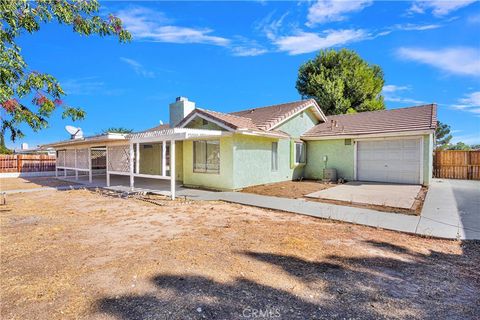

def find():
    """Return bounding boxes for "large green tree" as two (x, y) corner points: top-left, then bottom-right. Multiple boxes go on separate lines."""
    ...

(435, 121), (453, 149)
(296, 49), (385, 115)
(448, 142), (471, 151)
(0, 0), (131, 143)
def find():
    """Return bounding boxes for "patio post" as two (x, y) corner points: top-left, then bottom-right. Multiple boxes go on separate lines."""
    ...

(162, 141), (166, 176)
(129, 143), (134, 189)
(135, 143), (140, 174)
(88, 147), (93, 183)
(55, 150), (58, 178)
(74, 148), (78, 180)
(106, 147), (110, 187)
(170, 140), (175, 200)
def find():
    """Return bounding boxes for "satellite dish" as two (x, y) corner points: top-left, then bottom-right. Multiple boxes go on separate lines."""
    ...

(65, 125), (83, 139)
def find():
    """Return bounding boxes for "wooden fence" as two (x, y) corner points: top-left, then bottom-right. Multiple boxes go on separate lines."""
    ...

(433, 150), (480, 180)
(0, 154), (56, 173)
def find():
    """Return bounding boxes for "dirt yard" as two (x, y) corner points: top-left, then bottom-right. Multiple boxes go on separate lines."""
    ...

(0, 177), (81, 191)
(241, 180), (334, 199)
(1, 188), (479, 320)
(241, 180), (426, 214)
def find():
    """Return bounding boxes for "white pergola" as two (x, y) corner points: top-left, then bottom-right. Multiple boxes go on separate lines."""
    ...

(108, 128), (226, 199)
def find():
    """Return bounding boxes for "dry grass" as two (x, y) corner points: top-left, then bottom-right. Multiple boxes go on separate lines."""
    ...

(1, 188), (479, 319)
(241, 180), (334, 199)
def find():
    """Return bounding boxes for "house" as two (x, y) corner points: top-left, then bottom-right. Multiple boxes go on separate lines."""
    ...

(43, 97), (437, 199)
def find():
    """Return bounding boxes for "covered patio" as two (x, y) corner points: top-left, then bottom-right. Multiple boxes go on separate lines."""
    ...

(51, 128), (227, 199)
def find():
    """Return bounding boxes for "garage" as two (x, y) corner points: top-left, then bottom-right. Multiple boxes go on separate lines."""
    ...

(356, 137), (422, 184)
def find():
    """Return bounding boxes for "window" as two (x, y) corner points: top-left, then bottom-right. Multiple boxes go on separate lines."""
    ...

(193, 140), (220, 173)
(271, 142), (278, 172)
(294, 141), (306, 164)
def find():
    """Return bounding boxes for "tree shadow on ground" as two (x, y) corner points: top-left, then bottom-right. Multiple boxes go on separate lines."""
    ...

(96, 240), (480, 320)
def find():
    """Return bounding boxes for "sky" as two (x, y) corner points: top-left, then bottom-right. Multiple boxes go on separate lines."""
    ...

(6, 0), (480, 149)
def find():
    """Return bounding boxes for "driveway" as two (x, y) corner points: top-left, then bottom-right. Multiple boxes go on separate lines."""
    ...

(305, 181), (421, 209)
(418, 179), (480, 240)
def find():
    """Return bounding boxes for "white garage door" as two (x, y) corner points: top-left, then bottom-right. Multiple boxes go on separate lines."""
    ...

(357, 138), (422, 184)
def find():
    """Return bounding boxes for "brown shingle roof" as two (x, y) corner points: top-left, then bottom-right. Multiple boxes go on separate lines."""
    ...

(230, 99), (322, 131)
(302, 104), (437, 138)
(196, 109), (259, 130)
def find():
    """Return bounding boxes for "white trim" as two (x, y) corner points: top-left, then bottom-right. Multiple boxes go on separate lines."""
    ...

(302, 130), (434, 141)
(293, 141), (307, 165)
(237, 130), (288, 139)
(88, 147), (93, 183)
(419, 136), (424, 185)
(135, 143), (140, 174)
(129, 143), (134, 189)
(162, 141), (166, 176)
(178, 112), (235, 132)
(353, 141), (358, 180)
(105, 146), (110, 187)
(57, 166), (90, 172)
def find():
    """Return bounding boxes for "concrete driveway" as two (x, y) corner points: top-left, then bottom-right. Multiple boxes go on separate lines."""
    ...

(305, 181), (422, 209)
(419, 179), (480, 240)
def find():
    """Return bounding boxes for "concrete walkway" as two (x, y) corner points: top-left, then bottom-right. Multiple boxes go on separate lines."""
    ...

(181, 179), (480, 240)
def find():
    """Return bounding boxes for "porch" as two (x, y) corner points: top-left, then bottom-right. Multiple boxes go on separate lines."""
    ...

(53, 128), (227, 199)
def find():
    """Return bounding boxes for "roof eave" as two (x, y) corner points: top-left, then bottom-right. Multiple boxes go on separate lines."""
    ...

(301, 129), (435, 140)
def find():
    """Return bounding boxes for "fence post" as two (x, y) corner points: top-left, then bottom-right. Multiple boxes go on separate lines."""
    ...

(17, 155), (22, 173)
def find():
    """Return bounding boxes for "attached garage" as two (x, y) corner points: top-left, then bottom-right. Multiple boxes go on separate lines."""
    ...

(356, 137), (423, 185)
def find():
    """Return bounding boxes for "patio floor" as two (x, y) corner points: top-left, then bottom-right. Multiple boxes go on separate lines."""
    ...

(305, 181), (422, 209)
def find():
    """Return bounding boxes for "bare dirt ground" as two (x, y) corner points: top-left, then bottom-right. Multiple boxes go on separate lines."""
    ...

(241, 180), (334, 199)
(1, 188), (479, 320)
(241, 181), (426, 215)
(0, 177), (81, 191)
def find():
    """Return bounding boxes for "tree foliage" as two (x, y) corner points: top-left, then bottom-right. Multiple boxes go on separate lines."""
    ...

(296, 49), (385, 115)
(447, 142), (471, 151)
(435, 121), (452, 150)
(0, 0), (131, 142)
(101, 127), (133, 134)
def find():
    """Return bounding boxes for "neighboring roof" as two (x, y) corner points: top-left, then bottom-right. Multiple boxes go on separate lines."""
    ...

(177, 99), (325, 136)
(142, 123), (170, 132)
(41, 133), (127, 148)
(230, 99), (326, 131)
(302, 104), (437, 138)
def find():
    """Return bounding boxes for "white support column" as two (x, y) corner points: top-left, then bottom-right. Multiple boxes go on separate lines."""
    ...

(135, 142), (140, 174)
(88, 148), (93, 183)
(170, 140), (176, 200)
(74, 149), (78, 180)
(63, 151), (67, 177)
(55, 151), (58, 178)
(129, 143), (135, 189)
(106, 147), (110, 187)
(162, 141), (166, 176)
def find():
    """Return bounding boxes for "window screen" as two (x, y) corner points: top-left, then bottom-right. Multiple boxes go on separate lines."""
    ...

(193, 140), (220, 173)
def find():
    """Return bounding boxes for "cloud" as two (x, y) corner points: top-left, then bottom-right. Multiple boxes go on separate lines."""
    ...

(120, 57), (155, 78)
(231, 46), (268, 57)
(61, 77), (104, 95)
(274, 29), (368, 55)
(451, 91), (480, 115)
(397, 47), (480, 76)
(382, 85), (410, 93)
(407, 0), (476, 16)
(306, 0), (372, 26)
(393, 23), (442, 31)
(117, 7), (230, 46)
(384, 96), (425, 105)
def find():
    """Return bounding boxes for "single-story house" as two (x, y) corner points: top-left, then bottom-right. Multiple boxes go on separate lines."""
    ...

(43, 97), (437, 199)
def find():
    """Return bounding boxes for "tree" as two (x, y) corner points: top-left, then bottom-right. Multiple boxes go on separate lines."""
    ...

(470, 144), (480, 150)
(296, 49), (385, 116)
(448, 142), (471, 151)
(1, 0), (131, 143)
(101, 127), (133, 134)
(435, 121), (452, 149)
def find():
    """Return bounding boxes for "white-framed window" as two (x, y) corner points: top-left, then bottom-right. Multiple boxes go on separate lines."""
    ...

(271, 142), (278, 172)
(193, 140), (220, 173)
(294, 141), (306, 164)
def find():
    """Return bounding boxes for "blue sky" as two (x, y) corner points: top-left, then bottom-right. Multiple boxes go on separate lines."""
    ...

(7, 0), (480, 149)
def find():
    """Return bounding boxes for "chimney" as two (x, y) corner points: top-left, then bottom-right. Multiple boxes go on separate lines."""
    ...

(21, 143), (29, 150)
(169, 96), (196, 128)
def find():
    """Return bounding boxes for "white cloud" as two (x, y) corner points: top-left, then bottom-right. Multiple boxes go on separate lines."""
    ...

(394, 23), (442, 31)
(120, 57), (155, 78)
(117, 7), (230, 46)
(274, 29), (368, 55)
(306, 0), (372, 26)
(382, 85), (410, 93)
(384, 96), (425, 105)
(397, 47), (480, 76)
(451, 91), (480, 115)
(408, 0), (476, 16)
(231, 46), (268, 57)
